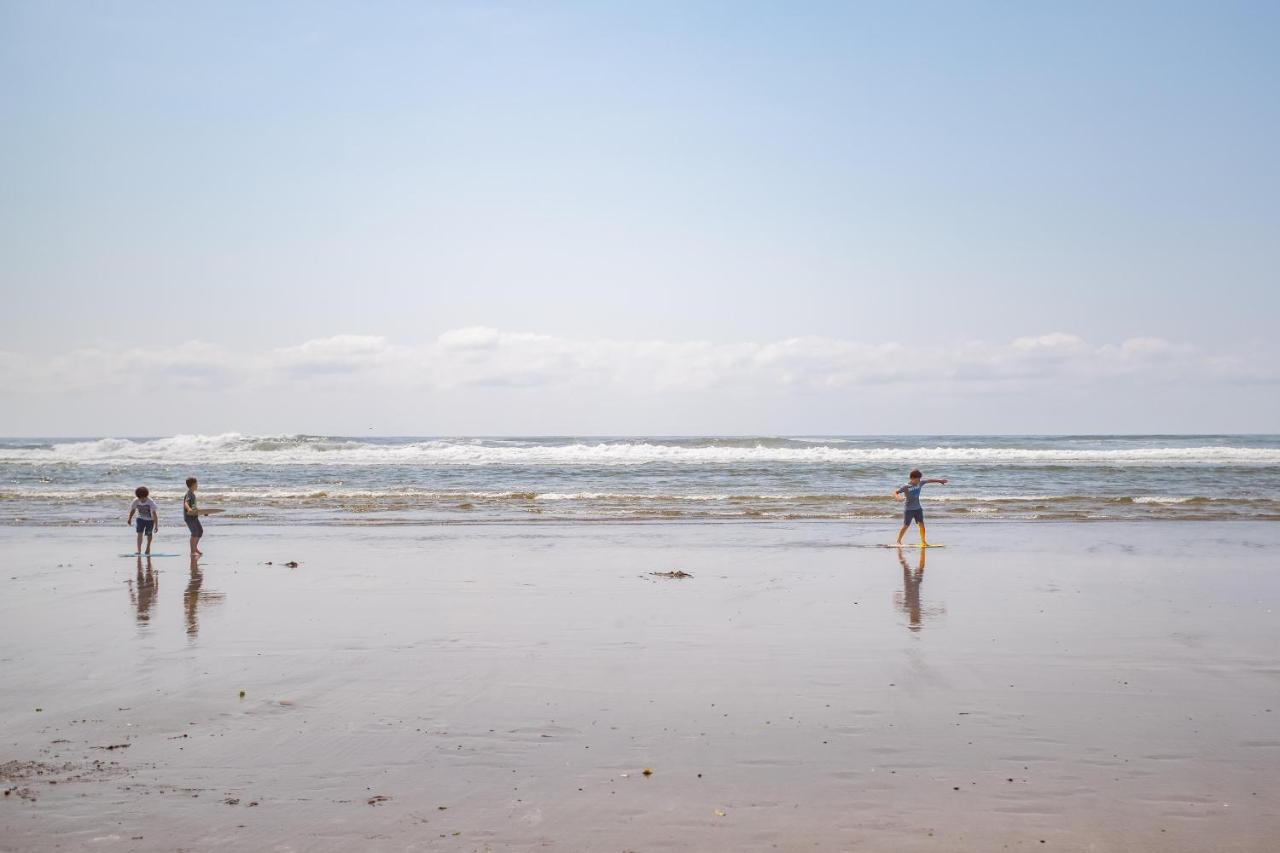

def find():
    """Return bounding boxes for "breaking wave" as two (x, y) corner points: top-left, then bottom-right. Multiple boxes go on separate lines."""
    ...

(3, 434), (1279, 467)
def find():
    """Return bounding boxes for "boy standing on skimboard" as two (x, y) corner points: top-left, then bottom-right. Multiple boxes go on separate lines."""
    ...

(893, 469), (948, 546)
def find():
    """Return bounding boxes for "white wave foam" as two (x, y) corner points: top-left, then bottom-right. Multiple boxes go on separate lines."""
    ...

(0, 487), (1231, 510)
(533, 492), (735, 501)
(932, 494), (1071, 502)
(2, 434), (1278, 467)
(0, 486), (540, 501)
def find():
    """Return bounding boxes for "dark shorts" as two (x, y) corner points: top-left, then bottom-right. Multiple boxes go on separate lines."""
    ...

(903, 508), (924, 526)
(135, 518), (154, 535)
(185, 516), (204, 537)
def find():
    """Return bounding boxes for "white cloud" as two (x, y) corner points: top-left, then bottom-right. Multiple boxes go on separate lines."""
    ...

(1011, 332), (1085, 351)
(0, 329), (1270, 398)
(436, 326), (507, 350)
(270, 335), (402, 380)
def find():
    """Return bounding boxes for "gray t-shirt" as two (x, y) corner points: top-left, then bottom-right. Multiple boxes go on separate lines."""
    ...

(131, 498), (158, 520)
(896, 483), (924, 510)
(183, 489), (197, 518)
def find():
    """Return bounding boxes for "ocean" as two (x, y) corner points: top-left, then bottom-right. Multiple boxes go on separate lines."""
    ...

(1, 434), (1277, 526)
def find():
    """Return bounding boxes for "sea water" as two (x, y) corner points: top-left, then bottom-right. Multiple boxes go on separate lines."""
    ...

(1, 434), (1277, 525)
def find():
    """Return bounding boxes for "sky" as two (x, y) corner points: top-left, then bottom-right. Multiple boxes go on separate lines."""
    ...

(2, 1), (1277, 436)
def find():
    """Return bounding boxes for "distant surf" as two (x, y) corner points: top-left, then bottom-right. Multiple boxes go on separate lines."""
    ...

(3, 433), (1279, 466)
(1, 435), (1277, 525)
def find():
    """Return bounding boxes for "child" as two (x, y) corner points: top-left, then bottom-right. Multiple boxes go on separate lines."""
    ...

(127, 486), (159, 555)
(893, 469), (948, 546)
(183, 477), (203, 557)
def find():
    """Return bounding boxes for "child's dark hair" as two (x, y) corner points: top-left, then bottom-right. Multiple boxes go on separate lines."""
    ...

(909, 469), (922, 480)
(186, 477), (198, 487)
(135, 486), (149, 498)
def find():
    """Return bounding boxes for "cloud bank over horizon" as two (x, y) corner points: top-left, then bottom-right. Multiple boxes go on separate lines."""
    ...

(1, 327), (1273, 436)
(1, 327), (1270, 394)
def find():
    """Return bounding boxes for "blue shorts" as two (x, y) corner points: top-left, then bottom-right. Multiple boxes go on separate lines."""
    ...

(185, 516), (204, 537)
(903, 508), (924, 526)
(135, 518), (155, 535)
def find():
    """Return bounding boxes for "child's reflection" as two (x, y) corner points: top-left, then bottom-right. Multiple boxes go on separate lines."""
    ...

(895, 546), (925, 632)
(893, 547), (945, 632)
(128, 556), (158, 626)
(185, 555), (202, 637)
(184, 553), (225, 639)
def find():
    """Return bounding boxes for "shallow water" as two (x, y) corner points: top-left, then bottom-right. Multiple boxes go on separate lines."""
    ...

(2, 434), (1279, 525)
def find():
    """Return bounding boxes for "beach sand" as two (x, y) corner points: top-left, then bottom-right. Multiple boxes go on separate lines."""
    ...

(1, 521), (1277, 851)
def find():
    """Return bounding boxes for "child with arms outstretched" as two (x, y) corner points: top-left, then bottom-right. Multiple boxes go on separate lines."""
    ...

(893, 469), (948, 546)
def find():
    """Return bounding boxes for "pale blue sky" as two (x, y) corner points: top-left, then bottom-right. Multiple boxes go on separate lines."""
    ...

(1, 1), (1277, 434)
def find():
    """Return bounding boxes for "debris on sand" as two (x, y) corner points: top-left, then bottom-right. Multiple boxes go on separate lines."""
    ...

(91, 744), (131, 751)
(650, 570), (693, 579)
(642, 768), (653, 776)
(4, 758), (123, 790)
(367, 794), (392, 806)
(284, 561), (300, 568)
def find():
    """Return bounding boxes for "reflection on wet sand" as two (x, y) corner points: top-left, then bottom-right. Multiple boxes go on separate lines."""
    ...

(893, 547), (945, 631)
(184, 554), (225, 639)
(127, 556), (158, 626)
(126, 555), (225, 637)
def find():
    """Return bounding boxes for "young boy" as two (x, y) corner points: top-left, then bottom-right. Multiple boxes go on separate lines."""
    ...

(127, 486), (159, 555)
(893, 469), (948, 546)
(182, 477), (203, 557)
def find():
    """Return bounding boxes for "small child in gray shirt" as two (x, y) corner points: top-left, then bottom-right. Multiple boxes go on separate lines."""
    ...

(127, 485), (159, 555)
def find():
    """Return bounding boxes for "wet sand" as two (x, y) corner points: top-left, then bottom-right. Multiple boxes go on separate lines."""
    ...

(1, 521), (1277, 851)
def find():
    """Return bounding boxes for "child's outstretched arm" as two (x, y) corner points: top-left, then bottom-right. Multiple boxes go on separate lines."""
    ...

(925, 478), (949, 485)
(891, 487), (905, 501)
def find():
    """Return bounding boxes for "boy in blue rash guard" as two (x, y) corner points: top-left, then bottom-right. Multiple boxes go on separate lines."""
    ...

(893, 469), (948, 546)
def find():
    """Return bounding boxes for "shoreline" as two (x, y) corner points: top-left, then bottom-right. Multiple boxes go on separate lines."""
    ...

(8, 514), (1280, 528)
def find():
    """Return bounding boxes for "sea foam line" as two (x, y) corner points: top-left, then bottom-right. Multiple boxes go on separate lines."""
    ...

(2, 434), (1278, 466)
